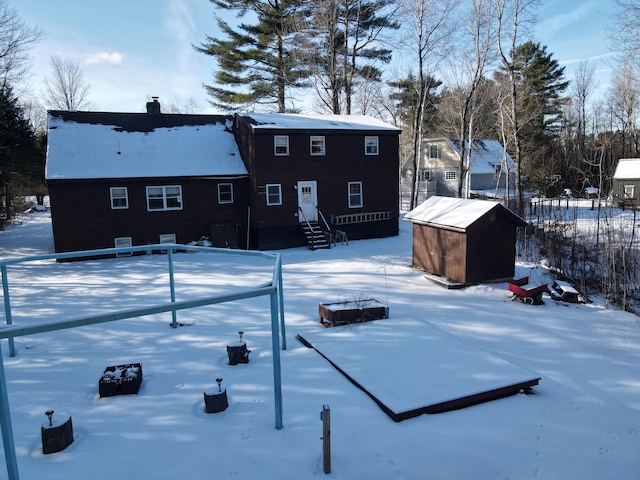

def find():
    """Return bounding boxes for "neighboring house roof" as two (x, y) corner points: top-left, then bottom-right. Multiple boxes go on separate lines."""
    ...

(45, 111), (248, 180)
(404, 196), (526, 230)
(241, 113), (401, 132)
(436, 138), (515, 174)
(613, 158), (640, 180)
(403, 138), (514, 173)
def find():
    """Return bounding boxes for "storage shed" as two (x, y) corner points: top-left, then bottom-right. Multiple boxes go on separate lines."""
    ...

(404, 196), (527, 284)
(612, 158), (640, 207)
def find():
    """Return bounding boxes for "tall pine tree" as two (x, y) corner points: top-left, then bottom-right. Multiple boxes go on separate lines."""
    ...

(302, 0), (399, 114)
(0, 85), (43, 225)
(196, 0), (308, 112)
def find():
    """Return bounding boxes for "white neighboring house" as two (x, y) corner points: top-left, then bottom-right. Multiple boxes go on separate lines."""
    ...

(401, 138), (516, 203)
(612, 158), (640, 207)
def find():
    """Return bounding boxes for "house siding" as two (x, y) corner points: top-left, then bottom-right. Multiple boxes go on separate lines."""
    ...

(235, 115), (399, 250)
(612, 178), (640, 206)
(48, 177), (249, 253)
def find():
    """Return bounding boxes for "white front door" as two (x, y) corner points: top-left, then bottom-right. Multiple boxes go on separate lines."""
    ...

(297, 181), (318, 222)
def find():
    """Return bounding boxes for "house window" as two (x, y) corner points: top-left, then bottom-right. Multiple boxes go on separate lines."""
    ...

(146, 185), (183, 211)
(110, 187), (128, 209)
(493, 164), (502, 180)
(427, 144), (440, 159)
(445, 170), (457, 181)
(266, 184), (282, 205)
(310, 136), (326, 155)
(218, 183), (233, 204)
(348, 181), (363, 208)
(114, 237), (133, 257)
(159, 233), (176, 244)
(364, 136), (379, 155)
(274, 135), (289, 156)
(623, 185), (636, 199)
(418, 169), (431, 182)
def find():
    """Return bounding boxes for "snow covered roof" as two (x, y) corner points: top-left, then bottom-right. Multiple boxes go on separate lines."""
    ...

(421, 138), (514, 174)
(404, 196), (526, 230)
(241, 113), (401, 132)
(613, 158), (640, 179)
(45, 111), (248, 180)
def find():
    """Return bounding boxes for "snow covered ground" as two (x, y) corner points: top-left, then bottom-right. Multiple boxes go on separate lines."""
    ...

(0, 211), (639, 479)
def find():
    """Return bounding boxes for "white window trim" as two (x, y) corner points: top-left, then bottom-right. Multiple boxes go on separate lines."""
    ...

(427, 144), (440, 159)
(218, 183), (234, 204)
(266, 184), (282, 206)
(146, 185), (183, 211)
(348, 181), (363, 208)
(445, 170), (457, 181)
(418, 169), (431, 182)
(364, 136), (379, 155)
(274, 135), (289, 156)
(114, 237), (133, 257)
(310, 135), (326, 156)
(623, 184), (636, 199)
(110, 187), (129, 209)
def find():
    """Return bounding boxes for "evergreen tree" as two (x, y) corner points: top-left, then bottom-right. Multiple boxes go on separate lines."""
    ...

(196, 0), (308, 112)
(495, 41), (568, 195)
(0, 85), (44, 225)
(303, 0), (399, 114)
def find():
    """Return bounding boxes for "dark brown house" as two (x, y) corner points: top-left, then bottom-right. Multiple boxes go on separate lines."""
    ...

(233, 113), (401, 250)
(404, 196), (527, 284)
(45, 103), (250, 253)
(45, 102), (401, 253)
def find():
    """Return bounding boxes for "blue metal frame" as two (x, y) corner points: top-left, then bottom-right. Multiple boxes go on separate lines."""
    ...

(0, 244), (286, 480)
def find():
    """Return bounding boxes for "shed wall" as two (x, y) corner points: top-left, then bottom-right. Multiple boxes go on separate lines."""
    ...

(411, 224), (467, 283)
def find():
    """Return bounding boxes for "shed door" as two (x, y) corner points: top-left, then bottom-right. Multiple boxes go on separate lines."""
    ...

(297, 181), (318, 222)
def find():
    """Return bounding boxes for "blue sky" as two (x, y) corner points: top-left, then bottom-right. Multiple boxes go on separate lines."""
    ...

(15, 0), (615, 114)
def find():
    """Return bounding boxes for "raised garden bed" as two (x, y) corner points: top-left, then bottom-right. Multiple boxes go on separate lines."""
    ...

(99, 363), (143, 397)
(319, 298), (388, 327)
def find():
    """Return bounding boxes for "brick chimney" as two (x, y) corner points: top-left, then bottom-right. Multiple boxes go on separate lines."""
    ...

(146, 97), (161, 114)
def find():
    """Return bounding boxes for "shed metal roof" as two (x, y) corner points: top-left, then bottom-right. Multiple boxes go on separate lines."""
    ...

(404, 196), (526, 231)
(613, 158), (640, 179)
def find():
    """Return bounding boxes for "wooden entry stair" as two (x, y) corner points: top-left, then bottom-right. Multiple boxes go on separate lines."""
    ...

(301, 221), (331, 250)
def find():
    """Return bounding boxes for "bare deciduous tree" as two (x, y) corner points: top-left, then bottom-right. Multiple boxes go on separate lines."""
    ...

(44, 55), (91, 110)
(492, 0), (539, 216)
(398, 0), (459, 209)
(0, 0), (42, 89)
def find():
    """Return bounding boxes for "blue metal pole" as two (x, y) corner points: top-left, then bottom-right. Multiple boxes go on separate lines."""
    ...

(0, 343), (19, 480)
(276, 256), (286, 350)
(167, 247), (178, 328)
(1, 266), (15, 357)
(270, 291), (283, 429)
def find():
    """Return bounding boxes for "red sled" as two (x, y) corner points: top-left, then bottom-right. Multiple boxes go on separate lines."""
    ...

(508, 277), (549, 305)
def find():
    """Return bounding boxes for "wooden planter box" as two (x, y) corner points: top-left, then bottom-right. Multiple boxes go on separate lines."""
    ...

(319, 299), (389, 327)
(99, 363), (143, 397)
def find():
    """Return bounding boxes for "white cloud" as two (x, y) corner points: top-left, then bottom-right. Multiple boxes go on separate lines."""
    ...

(85, 51), (124, 65)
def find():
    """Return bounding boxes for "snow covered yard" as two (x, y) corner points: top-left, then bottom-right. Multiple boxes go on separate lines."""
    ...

(0, 211), (639, 479)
